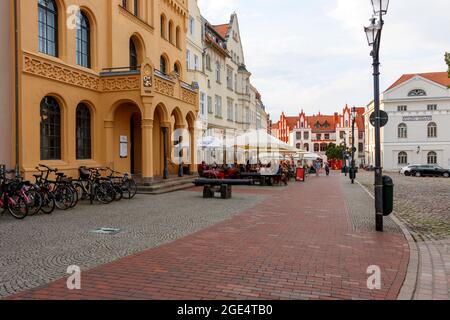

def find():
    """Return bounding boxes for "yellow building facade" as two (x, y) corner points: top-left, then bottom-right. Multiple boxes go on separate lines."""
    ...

(10, 0), (198, 180)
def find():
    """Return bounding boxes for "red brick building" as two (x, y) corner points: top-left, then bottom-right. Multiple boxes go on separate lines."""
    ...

(272, 106), (366, 165)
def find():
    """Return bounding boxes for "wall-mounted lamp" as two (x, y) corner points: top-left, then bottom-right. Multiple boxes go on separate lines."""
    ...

(417, 146), (421, 154)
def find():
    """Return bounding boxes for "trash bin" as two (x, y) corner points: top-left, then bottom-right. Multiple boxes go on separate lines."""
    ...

(382, 176), (394, 216)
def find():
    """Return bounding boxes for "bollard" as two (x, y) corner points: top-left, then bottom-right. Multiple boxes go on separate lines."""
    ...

(382, 176), (394, 216)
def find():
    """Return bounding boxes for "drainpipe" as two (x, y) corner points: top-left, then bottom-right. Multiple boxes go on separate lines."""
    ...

(14, 0), (20, 176)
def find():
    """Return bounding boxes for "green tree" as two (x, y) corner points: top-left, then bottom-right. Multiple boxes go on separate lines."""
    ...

(326, 143), (348, 160)
(446, 52), (450, 77)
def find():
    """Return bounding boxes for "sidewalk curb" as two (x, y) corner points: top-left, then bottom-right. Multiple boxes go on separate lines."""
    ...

(355, 180), (419, 300)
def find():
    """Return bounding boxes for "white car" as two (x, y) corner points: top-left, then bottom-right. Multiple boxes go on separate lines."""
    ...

(400, 165), (419, 176)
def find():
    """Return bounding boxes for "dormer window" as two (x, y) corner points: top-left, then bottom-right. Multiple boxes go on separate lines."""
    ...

(408, 89), (427, 97)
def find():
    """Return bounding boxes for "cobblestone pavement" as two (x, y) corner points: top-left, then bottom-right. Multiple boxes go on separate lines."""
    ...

(8, 174), (409, 300)
(0, 191), (266, 298)
(356, 171), (450, 300)
(357, 172), (450, 239)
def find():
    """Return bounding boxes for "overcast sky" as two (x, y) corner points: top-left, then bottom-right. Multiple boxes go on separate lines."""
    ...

(197, 0), (450, 120)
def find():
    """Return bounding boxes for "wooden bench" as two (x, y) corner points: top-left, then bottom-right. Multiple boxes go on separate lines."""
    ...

(193, 179), (253, 199)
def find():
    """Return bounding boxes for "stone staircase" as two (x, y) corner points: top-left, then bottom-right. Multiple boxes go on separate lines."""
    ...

(136, 175), (197, 195)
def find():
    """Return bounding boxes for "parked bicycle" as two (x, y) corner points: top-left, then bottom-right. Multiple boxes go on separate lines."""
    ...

(35, 164), (77, 210)
(0, 166), (28, 219)
(105, 167), (137, 200)
(72, 167), (116, 205)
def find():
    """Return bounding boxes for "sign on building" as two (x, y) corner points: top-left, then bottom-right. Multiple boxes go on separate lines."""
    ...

(120, 136), (128, 158)
(402, 116), (433, 122)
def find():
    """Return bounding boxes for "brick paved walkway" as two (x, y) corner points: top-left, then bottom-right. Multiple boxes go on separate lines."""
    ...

(412, 235), (450, 300)
(8, 174), (409, 300)
(357, 172), (450, 300)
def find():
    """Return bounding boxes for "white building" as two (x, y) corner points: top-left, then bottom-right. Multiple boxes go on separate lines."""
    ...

(202, 13), (268, 137)
(365, 72), (450, 171)
(186, 0), (208, 132)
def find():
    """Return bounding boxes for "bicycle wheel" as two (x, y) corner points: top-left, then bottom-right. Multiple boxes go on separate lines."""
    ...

(67, 184), (79, 208)
(54, 185), (74, 210)
(73, 182), (88, 201)
(114, 185), (123, 201)
(40, 189), (56, 214)
(122, 178), (137, 199)
(25, 188), (43, 216)
(94, 183), (115, 204)
(8, 194), (28, 219)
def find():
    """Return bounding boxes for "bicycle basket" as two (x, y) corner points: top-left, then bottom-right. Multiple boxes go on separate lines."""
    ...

(79, 167), (91, 180)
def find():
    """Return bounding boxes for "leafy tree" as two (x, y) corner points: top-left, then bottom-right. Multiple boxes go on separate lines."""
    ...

(326, 143), (348, 160)
(446, 52), (450, 77)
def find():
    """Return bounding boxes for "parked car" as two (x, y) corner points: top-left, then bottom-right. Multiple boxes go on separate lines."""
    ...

(409, 165), (450, 178)
(400, 165), (420, 176)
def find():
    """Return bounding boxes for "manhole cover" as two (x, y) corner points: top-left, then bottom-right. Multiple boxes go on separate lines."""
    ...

(91, 228), (122, 235)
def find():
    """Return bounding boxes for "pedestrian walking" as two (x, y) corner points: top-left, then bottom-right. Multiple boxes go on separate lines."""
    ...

(325, 162), (330, 176)
(315, 161), (321, 177)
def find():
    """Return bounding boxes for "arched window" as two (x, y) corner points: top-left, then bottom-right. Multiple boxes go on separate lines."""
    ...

(40, 96), (61, 160)
(398, 152), (408, 165)
(320, 144), (327, 152)
(76, 103), (91, 160)
(398, 123), (407, 138)
(168, 20), (174, 44)
(160, 15), (166, 38)
(314, 143), (319, 152)
(130, 38), (138, 70)
(174, 62), (181, 76)
(427, 151), (437, 164)
(408, 89), (427, 97)
(215, 61), (221, 82)
(160, 55), (167, 74)
(175, 26), (181, 48)
(304, 143), (309, 152)
(76, 12), (90, 68)
(38, 0), (58, 57)
(296, 143), (301, 149)
(427, 122), (437, 138)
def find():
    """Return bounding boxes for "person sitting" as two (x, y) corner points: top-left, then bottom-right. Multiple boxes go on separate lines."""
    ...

(198, 161), (208, 177)
(281, 162), (289, 186)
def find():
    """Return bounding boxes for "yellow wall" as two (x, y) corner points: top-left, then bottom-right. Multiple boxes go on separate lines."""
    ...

(0, 0), (12, 167)
(14, 0), (199, 180)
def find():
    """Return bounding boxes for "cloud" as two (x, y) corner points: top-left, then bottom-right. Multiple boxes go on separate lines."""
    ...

(198, 0), (450, 120)
(197, 0), (237, 23)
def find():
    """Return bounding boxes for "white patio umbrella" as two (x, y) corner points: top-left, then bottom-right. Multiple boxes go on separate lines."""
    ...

(227, 129), (300, 152)
(197, 136), (224, 149)
(302, 152), (323, 160)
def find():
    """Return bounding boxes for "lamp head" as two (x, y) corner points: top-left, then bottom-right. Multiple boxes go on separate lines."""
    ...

(371, 0), (390, 16)
(364, 17), (381, 47)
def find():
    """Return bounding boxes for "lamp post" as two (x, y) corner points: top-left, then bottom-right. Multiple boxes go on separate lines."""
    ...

(350, 107), (357, 184)
(364, 0), (389, 232)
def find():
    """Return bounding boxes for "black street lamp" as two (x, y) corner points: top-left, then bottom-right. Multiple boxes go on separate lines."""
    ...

(350, 107), (357, 184)
(341, 132), (348, 176)
(364, 0), (389, 232)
